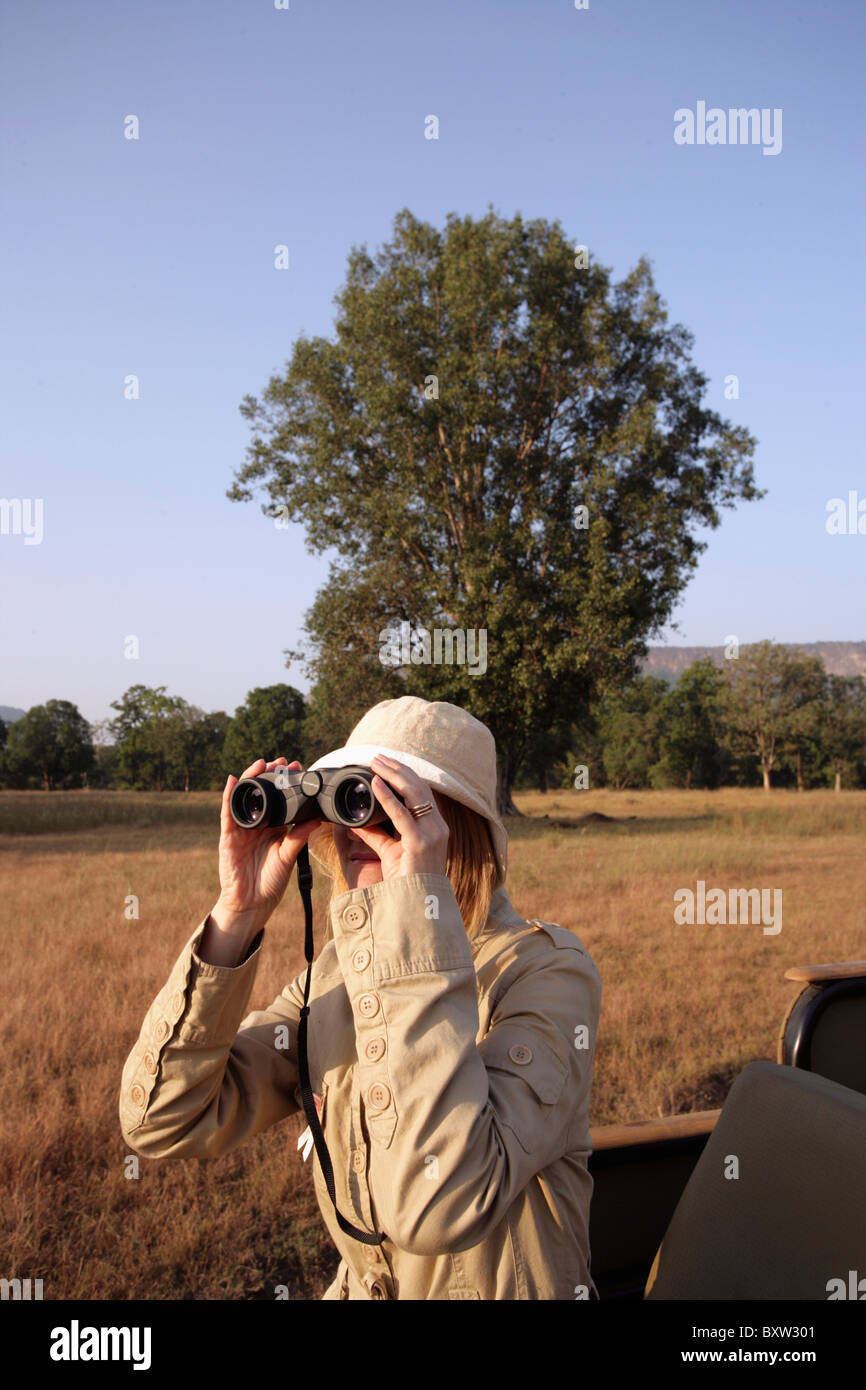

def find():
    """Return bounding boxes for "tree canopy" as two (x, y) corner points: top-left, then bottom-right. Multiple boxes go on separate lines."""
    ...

(3, 699), (94, 790)
(229, 207), (761, 809)
(108, 685), (228, 791)
(222, 684), (307, 771)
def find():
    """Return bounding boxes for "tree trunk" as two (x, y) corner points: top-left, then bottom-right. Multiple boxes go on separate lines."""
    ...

(796, 747), (803, 792)
(184, 767), (190, 793)
(835, 768), (842, 793)
(496, 749), (523, 818)
(762, 762), (771, 791)
(685, 768), (692, 791)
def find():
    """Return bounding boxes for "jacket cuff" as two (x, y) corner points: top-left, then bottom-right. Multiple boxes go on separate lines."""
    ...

(182, 922), (265, 1041)
(328, 872), (473, 978)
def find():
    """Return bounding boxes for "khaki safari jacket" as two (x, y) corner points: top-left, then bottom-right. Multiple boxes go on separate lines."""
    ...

(120, 871), (602, 1300)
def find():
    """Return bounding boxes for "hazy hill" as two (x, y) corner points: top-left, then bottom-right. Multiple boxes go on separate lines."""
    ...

(4, 641), (865, 723)
(642, 641), (866, 684)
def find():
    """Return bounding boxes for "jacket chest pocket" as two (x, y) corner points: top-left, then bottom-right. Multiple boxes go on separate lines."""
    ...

(478, 1025), (569, 1154)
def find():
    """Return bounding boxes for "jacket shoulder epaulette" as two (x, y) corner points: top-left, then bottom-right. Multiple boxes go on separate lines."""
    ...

(526, 918), (588, 955)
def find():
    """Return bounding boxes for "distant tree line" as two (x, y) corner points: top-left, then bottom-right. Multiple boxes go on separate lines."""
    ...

(0, 683), (306, 793)
(1, 642), (864, 795)
(520, 641), (866, 793)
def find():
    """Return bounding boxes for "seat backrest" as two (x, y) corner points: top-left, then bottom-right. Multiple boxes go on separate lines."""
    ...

(644, 1060), (866, 1299)
(779, 975), (866, 1097)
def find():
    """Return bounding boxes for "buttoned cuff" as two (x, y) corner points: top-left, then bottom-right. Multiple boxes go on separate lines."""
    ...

(329, 872), (474, 977)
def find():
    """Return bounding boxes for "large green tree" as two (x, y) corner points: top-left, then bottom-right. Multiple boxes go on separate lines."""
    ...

(720, 641), (827, 791)
(229, 207), (761, 812)
(781, 651), (826, 791)
(596, 676), (669, 789)
(3, 700), (94, 790)
(170, 706), (231, 791)
(651, 657), (727, 789)
(821, 674), (866, 792)
(109, 686), (231, 790)
(222, 684), (307, 772)
(109, 685), (186, 791)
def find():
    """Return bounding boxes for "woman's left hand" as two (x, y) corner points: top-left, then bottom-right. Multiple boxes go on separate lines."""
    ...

(348, 754), (449, 881)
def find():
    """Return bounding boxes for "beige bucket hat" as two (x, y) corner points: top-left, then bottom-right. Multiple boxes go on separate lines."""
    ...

(308, 695), (508, 885)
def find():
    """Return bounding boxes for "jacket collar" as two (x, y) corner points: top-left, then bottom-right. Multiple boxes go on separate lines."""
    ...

(470, 882), (526, 956)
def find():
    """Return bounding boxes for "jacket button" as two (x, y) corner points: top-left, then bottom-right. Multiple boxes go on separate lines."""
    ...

(351, 1149), (365, 1173)
(154, 1019), (169, 1042)
(508, 1043), (533, 1065)
(351, 947), (371, 972)
(342, 904), (367, 929)
(358, 993), (380, 1019)
(368, 1082), (391, 1111)
(130, 1083), (145, 1107)
(143, 1051), (158, 1075)
(365, 1037), (385, 1062)
(171, 990), (184, 1015)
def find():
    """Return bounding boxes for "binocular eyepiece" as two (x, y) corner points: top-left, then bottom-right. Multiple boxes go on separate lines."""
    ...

(229, 764), (402, 834)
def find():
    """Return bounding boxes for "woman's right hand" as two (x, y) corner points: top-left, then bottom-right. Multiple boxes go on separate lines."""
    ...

(202, 758), (322, 964)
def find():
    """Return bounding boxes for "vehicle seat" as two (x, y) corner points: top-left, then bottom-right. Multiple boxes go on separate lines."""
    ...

(644, 1060), (866, 1299)
(778, 961), (866, 1097)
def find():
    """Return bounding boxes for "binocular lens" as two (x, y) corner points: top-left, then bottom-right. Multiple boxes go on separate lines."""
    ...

(337, 778), (373, 823)
(235, 783), (266, 826)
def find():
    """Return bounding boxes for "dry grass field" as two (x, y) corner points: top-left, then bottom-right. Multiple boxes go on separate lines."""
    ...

(1, 786), (863, 1300)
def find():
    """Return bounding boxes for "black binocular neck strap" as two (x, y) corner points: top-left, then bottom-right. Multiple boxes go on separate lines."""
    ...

(295, 843), (385, 1246)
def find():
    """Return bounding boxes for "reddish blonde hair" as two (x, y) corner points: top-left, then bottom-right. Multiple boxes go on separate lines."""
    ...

(308, 793), (500, 939)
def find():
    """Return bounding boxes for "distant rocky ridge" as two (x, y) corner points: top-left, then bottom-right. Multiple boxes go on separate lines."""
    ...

(642, 641), (866, 684)
(4, 642), (865, 722)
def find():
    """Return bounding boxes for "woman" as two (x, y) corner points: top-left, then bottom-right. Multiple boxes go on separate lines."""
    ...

(120, 695), (602, 1300)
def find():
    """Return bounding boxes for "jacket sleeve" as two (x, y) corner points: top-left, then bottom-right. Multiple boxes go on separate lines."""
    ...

(330, 871), (601, 1257)
(119, 918), (305, 1159)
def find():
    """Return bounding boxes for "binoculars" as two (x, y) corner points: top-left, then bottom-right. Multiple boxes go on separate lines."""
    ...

(229, 764), (403, 834)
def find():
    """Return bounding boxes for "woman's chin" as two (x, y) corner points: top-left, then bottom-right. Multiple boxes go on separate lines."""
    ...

(347, 859), (383, 889)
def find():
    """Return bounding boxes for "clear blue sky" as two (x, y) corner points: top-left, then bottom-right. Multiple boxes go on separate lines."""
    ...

(1, 0), (863, 727)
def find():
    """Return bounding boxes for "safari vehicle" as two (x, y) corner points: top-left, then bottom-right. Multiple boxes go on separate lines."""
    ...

(587, 958), (866, 1299)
